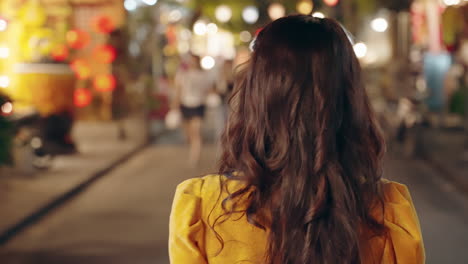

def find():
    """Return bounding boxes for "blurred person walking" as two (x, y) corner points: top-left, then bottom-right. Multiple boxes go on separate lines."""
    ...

(173, 54), (215, 167)
(169, 16), (424, 264)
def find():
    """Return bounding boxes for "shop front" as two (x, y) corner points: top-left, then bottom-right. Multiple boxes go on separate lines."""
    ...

(0, 0), (148, 171)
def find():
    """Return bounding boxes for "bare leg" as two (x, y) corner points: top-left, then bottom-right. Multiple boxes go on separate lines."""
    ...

(182, 120), (190, 144)
(188, 117), (202, 167)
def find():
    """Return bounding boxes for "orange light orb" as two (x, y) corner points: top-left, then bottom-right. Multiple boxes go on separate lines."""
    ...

(93, 16), (115, 34)
(74, 88), (92, 107)
(70, 59), (91, 80)
(51, 45), (69, 61)
(66, 30), (90, 49)
(93, 75), (116, 92)
(324, 0), (339, 7)
(94, 45), (117, 63)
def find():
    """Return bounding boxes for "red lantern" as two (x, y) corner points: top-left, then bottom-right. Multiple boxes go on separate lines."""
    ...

(70, 59), (91, 80)
(74, 88), (92, 107)
(93, 16), (115, 34)
(324, 0), (339, 7)
(93, 75), (116, 92)
(51, 45), (69, 61)
(93, 45), (117, 63)
(66, 30), (90, 49)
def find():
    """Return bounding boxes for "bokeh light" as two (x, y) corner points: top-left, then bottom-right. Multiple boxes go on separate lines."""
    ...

(268, 3), (286, 20)
(353, 42), (367, 58)
(94, 75), (116, 92)
(193, 21), (207, 35)
(51, 45), (69, 61)
(297, 0), (314, 15)
(66, 30), (90, 49)
(74, 88), (92, 108)
(443, 0), (461, 5)
(200, 56), (215, 70)
(0, 46), (9, 59)
(93, 16), (115, 34)
(142, 0), (158, 5)
(242, 6), (259, 24)
(71, 60), (91, 80)
(169, 10), (183, 22)
(324, 0), (339, 7)
(371, 18), (388, 32)
(0, 19), (7, 31)
(240, 31), (252, 43)
(0, 75), (10, 88)
(94, 45), (117, 63)
(124, 0), (138, 11)
(215, 5), (232, 23)
(207, 23), (218, 34)
(1, 102), (13, 115)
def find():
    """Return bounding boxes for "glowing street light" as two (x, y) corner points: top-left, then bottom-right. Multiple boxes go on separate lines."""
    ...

(242, 6), (259, 24)
(371, 18), (388, 32)
(268, 3), (286, 20)
(201, 56), (215, 70)
(353, 42), (367, 59)
(215, 5), (232, 23)
(297, 0), (313, 14)
(312, 12), (325, 18)
(193, 21), (207, 35)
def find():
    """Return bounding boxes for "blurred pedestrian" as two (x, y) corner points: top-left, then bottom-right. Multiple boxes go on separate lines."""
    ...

(173, 54), (215, 167)
(170, 16), (424, 264)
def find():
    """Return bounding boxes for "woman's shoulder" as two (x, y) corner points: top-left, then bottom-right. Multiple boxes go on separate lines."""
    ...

(173, 174), (249, 226)
(381, 179), (412, 203)
(368, 179), (425, 263)
(375, 179), (420, 224)
(175, 174), (246, 201)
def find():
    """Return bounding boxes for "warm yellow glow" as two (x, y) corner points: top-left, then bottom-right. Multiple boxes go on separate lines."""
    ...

(1, 101), (13, 114)
(240, 31), (252, 43)
(268, 3), (286, 20)
(371, 18), (388, 32)
(242, 6), (259, 24)
(353, 42), (367, 58)
(443, 0), (461, 5)
(215, 5), (232, 23)
(297, 0), (313, 15)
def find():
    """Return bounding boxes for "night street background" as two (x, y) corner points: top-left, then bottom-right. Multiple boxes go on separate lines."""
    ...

(0, 130), (467, 264)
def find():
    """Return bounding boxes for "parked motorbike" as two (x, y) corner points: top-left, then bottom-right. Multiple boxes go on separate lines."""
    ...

(1, 96), (76, 170)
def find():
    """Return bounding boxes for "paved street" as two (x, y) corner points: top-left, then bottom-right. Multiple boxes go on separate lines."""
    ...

(0, 131), (467, 264)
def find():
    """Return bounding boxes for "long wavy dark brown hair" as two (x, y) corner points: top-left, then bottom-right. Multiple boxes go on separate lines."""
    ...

(217, 15), (387, 264)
